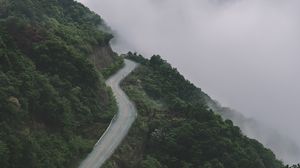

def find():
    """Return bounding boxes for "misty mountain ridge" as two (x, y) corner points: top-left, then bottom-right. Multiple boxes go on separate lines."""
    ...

(1, 0), (300, 167)
(103, 53), (290, 168)
(79, 0), (300, 165)
(207, 99), (300, 164)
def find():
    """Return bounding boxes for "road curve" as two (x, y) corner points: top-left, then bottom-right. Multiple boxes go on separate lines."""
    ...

(79, 59), (139, 168)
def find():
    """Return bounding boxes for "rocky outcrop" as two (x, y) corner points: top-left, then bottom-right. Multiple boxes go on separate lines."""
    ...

(89, 45), (117, 71)
(7, 96), (21, 109)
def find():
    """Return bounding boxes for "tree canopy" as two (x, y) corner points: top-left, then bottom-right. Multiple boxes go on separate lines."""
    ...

(0, 0), (119, 167)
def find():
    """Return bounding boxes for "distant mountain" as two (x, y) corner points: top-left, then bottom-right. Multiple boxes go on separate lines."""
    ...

(207, 99), (300, 164)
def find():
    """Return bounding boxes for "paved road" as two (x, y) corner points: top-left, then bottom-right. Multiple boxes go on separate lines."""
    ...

(79, 59), (139, 168)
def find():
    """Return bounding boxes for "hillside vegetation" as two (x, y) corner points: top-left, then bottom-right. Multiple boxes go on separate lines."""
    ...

(1, 0), (298, 168)
(104, 53), (285, 168)
(0, 0), (122, 167)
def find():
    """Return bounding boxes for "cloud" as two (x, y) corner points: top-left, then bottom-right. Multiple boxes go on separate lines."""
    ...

(77, 0), (300, 164)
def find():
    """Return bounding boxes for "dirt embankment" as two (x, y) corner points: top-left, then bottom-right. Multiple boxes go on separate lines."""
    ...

(89, 45), (117, 71)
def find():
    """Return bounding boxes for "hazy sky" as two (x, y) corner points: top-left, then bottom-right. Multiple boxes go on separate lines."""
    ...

(77, 0), (300, 164)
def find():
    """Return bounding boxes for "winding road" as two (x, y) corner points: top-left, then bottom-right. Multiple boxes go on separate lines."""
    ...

(79, 59), (139, 168)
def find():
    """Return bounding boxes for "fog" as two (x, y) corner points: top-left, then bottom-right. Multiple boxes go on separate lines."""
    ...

(77, 0), (300, 164)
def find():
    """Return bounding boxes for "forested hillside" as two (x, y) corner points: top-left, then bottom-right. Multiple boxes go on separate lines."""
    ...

(0, 0), (122, 167)
(104, 53), (285, 168)
(1, 0), (299, 168)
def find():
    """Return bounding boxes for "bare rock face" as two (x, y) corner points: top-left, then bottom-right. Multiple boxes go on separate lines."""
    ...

(7, 96), (21, 109)
(89, 45), (117, 71)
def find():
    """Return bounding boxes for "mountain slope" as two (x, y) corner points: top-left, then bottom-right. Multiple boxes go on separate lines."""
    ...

(103, 53), (284, 168)
(207, 99), (300, 164)
(0, 1), (295, 168)
(0, 0), (122, 167)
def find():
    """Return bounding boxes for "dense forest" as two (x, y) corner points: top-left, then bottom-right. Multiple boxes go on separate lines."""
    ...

(104, 53), (288, 168)
(0, 0), (123, 167)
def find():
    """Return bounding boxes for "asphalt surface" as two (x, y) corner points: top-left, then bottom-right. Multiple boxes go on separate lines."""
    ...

(79, 59), (139, 168)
